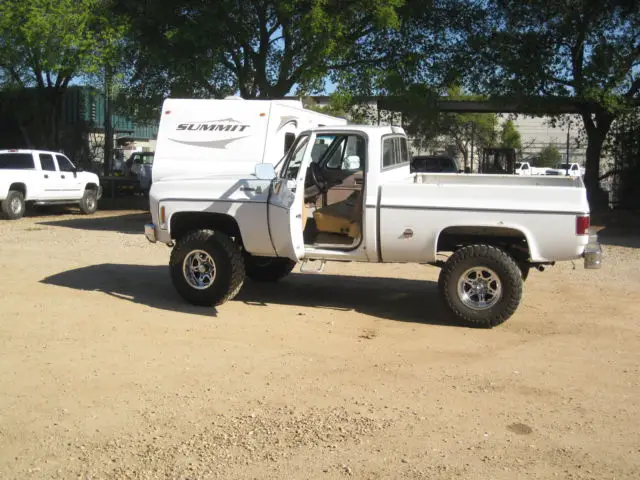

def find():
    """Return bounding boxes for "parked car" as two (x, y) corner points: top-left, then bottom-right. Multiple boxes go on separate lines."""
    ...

(126, 151), (155, 194)
(142, 98), (601, 328)
(0, 149), (102, 219)
(545, 163), (585, 177)
(411, 154), (462, 173)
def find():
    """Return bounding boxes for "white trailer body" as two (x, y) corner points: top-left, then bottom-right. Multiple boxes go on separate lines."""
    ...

(152, 97), (347, 184)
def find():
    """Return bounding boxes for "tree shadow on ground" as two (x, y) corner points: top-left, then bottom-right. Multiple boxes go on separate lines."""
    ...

(596, 227), (640, 249)
(37, 213), (151, 235)
(40, 264), (467, 327)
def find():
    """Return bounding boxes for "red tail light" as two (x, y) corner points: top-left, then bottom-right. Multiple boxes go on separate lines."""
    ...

(576, 215), (590, 235)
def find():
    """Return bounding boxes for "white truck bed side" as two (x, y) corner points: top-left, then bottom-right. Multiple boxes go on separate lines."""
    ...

(377, 174), (590, 263)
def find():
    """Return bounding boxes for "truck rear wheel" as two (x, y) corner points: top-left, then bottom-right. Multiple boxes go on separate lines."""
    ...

(439, 244), (523, 327)
(2, 190), (26, 220)
(244, 254), (296, 282)
(169, 229), (245, 306)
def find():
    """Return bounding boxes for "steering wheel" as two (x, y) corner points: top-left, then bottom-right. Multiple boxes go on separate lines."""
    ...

(309, 162), (328, 193)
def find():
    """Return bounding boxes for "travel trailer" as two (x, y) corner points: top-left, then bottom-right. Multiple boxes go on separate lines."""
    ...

(152, 96), (347, 183)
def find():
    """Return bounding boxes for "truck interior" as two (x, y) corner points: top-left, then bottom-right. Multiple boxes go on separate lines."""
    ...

(300, 133), (366, 249)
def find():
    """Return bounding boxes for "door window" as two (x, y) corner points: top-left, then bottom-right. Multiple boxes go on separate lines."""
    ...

(280, 135), (309, 180)
(39, 154), (56, 171)
(381, 136), (410, 169)
(56, 155), (75, 172)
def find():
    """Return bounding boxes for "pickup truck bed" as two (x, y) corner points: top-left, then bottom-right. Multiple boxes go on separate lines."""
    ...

(377, 173), (589, 263)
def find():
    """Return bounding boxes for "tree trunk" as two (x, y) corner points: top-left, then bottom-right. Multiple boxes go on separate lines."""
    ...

(580, 110), (614, 211)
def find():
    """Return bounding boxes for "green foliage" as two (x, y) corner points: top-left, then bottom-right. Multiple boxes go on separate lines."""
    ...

(0, 0), (127, 149)
(304, 91), (371, 124)
(0, 0), (126, 88)
(460, 0), (639, 204)
(536, 146), (562, 168)
(115, 0), (404, 119)
(499, 120), (522, 150)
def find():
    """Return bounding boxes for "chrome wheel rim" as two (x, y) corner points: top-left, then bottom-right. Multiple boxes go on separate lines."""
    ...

(86, 196), (96, 210)
(10, 197), (22, 215)
(183, 250), (217, 290)
(457, 266), (502, 310)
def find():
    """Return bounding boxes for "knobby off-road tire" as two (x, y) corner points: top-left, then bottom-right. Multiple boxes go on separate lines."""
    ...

(79, 188), (98, 214)
(438, 244), (523, 328)
(1, 190), (26, 220)
(169, 229), (245, 306)
(244, 254), (296, 282)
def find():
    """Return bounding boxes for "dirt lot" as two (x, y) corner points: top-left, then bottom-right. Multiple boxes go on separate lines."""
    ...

(1, 206), (639, 479)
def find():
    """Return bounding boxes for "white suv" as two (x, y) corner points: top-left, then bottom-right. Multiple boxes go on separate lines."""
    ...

(0, 149), (102, 219)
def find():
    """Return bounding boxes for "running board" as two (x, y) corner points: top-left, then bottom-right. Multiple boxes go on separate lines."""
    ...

(300, 259), (326, 273)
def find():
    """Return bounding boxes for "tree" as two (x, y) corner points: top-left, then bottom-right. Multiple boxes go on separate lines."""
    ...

(0, 0), (126, 149)
(115, 0), (403, 118)
(499, 119), (522, 150)
(536, 145), (562, 168)
(463, 0), (640, 208)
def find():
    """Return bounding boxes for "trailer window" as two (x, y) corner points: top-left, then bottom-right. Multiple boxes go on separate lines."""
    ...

(0, 153), (35, 169)
(284, 133), (296, 154)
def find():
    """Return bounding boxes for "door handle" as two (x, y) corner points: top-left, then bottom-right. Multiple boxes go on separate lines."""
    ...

(240, 186), (255, 192)
(44, 174), (48, 179)
(355, 178), (364, 185)
(61, 175), (66, 179)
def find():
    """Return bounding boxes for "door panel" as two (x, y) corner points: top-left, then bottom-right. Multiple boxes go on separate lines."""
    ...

(267, 135), (309, 261)
(38, 153), (59, 200)
(55, 155), (83, 199)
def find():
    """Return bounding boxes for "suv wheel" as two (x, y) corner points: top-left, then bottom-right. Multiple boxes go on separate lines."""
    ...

(2, 190), (26, 220)
(79, 189), (98, 214)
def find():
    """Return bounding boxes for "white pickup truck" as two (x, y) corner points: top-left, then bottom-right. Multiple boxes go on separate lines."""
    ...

(0, 149), (102, 219)
(144, 122), (602, 327)
(545, 163), (585, 177)
(514, 162), (546, 176)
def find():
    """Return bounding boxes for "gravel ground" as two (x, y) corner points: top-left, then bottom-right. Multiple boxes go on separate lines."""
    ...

(0, 207), (639, 479)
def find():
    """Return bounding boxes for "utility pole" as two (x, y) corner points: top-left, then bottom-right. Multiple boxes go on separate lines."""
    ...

(565, 119), (571, 174)
(470, 123), (476, 173)
(104, 64), (113, 176)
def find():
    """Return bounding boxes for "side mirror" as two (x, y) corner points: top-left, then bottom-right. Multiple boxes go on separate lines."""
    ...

(254, 163), (276, 180)
(344, 155), (360, 170)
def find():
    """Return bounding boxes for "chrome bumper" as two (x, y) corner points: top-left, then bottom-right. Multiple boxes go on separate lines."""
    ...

(144, 223), (157, 243)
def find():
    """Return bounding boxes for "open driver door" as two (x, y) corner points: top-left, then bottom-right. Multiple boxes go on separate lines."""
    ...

(267, 133), (311, 261)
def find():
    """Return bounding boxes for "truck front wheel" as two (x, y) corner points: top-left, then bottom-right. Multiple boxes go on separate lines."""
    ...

(2, 190), (26, 220)
(244, 254), (296, 282)
(169, 229), (245, 306)
(79, 188), (98, 214)
(439, 244), (523, 327)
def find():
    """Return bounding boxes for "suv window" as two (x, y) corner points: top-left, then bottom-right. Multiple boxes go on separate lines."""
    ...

(39, 154), (56, 171)
(56, 155), (75, 172)
(0, 153), (35, 170)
